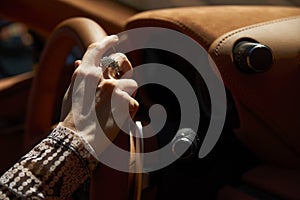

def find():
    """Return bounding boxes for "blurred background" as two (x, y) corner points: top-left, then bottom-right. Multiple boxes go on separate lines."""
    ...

(0, 0), (299, 79)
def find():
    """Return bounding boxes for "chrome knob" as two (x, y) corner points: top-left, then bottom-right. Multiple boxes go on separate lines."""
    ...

(171, 128), (199, 159)
(233, 41), (273, 73)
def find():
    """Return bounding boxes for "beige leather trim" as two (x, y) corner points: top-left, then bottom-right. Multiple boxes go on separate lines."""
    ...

(126, 5), (300, 166)
(126, 6), (300, 50)
(209, 16), (300, 166)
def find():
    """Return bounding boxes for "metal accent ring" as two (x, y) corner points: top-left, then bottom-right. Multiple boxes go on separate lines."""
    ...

(100, 56), (121, 77)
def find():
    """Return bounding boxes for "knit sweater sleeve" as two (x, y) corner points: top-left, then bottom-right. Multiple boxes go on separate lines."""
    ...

(0, 126), (99, 199)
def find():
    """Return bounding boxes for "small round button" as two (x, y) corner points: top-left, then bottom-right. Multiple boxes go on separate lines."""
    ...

(233, 41), (273, 73)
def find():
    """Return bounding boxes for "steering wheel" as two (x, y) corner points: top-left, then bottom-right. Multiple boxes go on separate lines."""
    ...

(24, 17), (141, 200)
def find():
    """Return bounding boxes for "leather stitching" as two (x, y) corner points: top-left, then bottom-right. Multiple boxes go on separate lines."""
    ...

(213, 15), (300, 56)
(212, 15), (300, 160)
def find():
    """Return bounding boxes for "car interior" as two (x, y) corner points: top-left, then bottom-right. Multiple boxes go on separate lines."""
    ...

(0, 0), (299, 199)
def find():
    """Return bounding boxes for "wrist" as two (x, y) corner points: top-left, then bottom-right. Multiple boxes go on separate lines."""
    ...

(59, 112), (77, 132)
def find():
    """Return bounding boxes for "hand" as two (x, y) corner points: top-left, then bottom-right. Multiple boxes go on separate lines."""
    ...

(60, 35), (139, 159)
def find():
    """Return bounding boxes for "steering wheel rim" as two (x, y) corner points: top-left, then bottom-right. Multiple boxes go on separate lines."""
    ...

(24, 17), (140, 200)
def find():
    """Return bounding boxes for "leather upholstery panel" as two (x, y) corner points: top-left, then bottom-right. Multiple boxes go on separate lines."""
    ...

(126, 6), (300, 50)
(126, 5), (300, 166)
(209, 16), (300, 166)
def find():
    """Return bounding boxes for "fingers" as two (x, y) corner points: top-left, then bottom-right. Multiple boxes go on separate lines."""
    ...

(74, 60), (81, 68)
(116, 79), (138, 98)
(115, 79), (139, 116)
(69, 35), (139, 128)
(75, 36), (132, 81)
(107, 53), (133, 79)
(74, 36), (127, 87)
(97, 78), (139, 117)
(81, 35), (119, 68)
(114, 88), (139, 118)
(97, 79), (138, 100)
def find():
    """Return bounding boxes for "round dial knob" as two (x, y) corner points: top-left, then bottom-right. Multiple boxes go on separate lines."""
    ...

(233, 41), (273, 73)
(171, 128), (199, 159)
